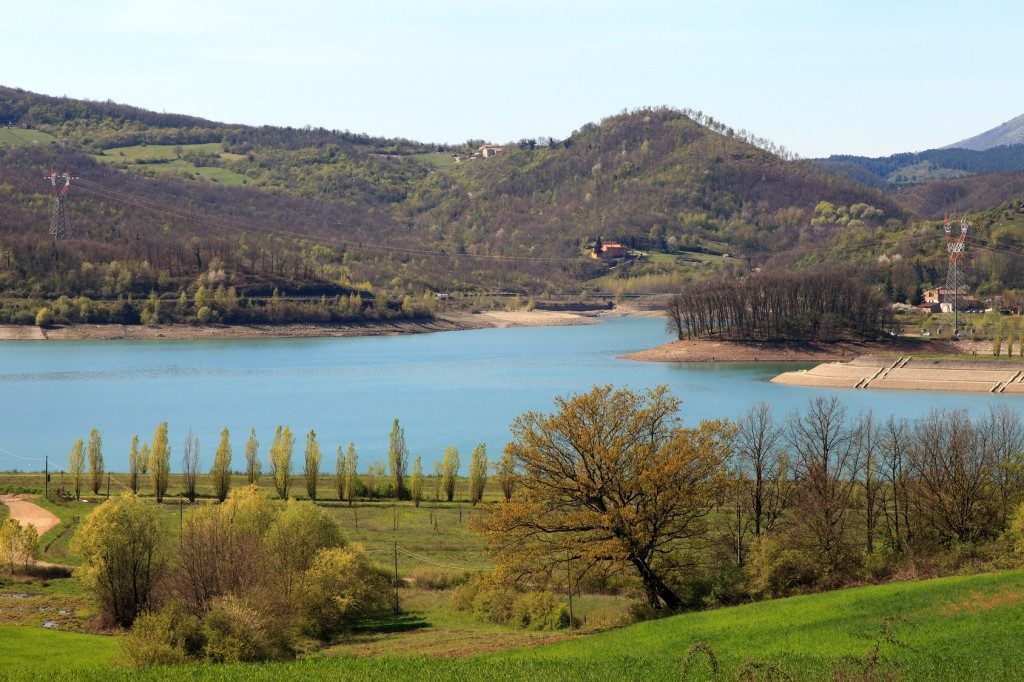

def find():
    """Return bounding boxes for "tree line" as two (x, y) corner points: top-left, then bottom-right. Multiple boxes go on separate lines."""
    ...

(473, 385), (1024, 613)
(666, 266), (894, 342)
(65, 419), (505, 507)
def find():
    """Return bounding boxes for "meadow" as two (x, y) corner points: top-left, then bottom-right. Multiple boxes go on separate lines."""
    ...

(1, 568), (1022, 680)
(92, 142), (249, 185)
(0, 128), (58, 147)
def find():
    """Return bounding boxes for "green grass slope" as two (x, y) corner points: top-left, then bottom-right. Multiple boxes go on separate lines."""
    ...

(4, 569), (1023, 680)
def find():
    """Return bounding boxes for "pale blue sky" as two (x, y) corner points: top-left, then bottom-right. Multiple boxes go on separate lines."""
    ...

(2, 1), (1021, 157)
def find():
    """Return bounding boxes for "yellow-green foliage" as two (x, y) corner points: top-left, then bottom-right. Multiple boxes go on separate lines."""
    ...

(1010, 503), (1024, 556)
(264, 500), (342, 598)
(0, 518), (39, 573)
(73, 493), (167, 627)
(453, 574), (570, 631)
(298, 545), (393, 639)
(201, 595), (293, 663)
(269, 426), (294, 499)
(120, 602), (200, 667)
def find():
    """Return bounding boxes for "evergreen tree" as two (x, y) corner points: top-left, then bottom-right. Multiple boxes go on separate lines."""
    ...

(441, 446), (460, 502)
(388, 418), (409, 499)
(411, 455), (423, 507)
(245, 427), (261, 484)
(150, 421), (170, 502)
(68, 438), (84, 500)
(87, 428), (104, 495)
(304, 430), (321, 500)
(211, 427), (232, 502)
(469, 443), (488, 505)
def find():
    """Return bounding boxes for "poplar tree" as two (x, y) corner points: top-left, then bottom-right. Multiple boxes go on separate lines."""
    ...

(182, 430), (200, 503)
(388, 418), (409, 499)
(150, 422), (170, 502)
(335, 445), (345, 501)
(68, 438), (84, 500)
(87, 428), (104, 495)
(211, 427), (232, 502)
(343, 443), (357, 505)
(245, 427), (260, 484)
(127, 435), (142, 494)
(469, 444), (488, 505)
(432, 460), (443, 502)
(304, 430), (321, 500)
(411, 455), (423, 507)
(441, 446), (460, 502)
(270, 426), (294, 499)
(496, 445), (517, 502)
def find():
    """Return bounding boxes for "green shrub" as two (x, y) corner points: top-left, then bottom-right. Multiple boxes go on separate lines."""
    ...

(511, 591), (570, 630)
(453, 574), (570, 631)
(202, 595), (292, 663)
(121, 603), (203, 667)
(298, 545), (393, 639)
(0, 518), (39, 573)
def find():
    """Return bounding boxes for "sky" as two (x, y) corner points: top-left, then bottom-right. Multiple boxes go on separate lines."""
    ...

(1, 0), (1022, 157)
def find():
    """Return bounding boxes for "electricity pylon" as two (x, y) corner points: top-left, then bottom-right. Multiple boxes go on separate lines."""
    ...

(944, 214), (970, 336)
(45, 169), (77, 240)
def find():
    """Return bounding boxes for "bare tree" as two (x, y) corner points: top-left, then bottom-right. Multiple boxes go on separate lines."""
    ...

(982, 406), (1024, 527)
(856, 413), (882, 554)
(182, 430), (200, 503)
(786, 397), (862, 573)
(734, 402), (791, 537)
(878, 416), (911, 551)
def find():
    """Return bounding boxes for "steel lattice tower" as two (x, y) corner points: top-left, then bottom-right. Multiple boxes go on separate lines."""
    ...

(45, 169), (76, 240)
(944, 215), (970, 336)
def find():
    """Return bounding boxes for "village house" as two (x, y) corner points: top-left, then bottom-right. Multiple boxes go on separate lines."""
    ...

(478, 144), (504, 158)
(591, 240), (628, 259)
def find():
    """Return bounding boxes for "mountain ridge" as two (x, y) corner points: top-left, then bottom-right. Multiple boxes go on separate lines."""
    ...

(946, 112), (1024, 151)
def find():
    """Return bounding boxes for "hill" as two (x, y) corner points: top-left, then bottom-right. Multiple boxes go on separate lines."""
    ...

(0, 86), (907, 314)
(4, 569), (1024, 680)
(818, 144), (1024, 188)
(947, 112), (1024, 151)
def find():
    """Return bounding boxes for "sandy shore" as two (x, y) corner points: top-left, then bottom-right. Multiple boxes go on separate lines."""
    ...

(0, 495), (60, 535)
(623, 337), (954, 363)
(0, 309), (595, 341)
(773, 355), (1024, 393)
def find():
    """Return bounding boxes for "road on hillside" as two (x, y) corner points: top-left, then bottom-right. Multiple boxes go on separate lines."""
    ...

(0, 495), (60, 535)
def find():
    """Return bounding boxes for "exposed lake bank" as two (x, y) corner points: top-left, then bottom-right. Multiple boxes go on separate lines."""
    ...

(622, 337), (960, 363)
(0, 309), (596, 341)
(772, 355), (1024, 393)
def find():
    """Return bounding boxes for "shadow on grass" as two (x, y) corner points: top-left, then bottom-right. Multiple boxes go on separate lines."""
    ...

(348, 613), (432, 636)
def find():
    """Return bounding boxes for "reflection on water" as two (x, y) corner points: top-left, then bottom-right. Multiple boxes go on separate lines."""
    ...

(0, 317), (1019, 471)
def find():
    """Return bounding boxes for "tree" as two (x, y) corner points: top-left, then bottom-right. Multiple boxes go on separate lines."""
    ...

(127, 435), (142, 494)
(496, 445), (517, 502)
(733, 403), (790, 537)
(72, 493), (167, 627)
(269, 426), (294, 499)
(879, 416), (910, 551)
(441, 446), (460, 502)
(343, 443), (357, 505)
(469, 444), (488, 505)
(245, 427), (260, 484)
(366, 461), (385, 499)
(88, 427), (104, 495)
(432, 460), (443, 502)
(68, 438), (84, 500)
(150, 422), (171, 503)
(411, 455), (423, 507)
(35, 306), (52, 327)
(474, 385), (732, 611)
(0, 518), (39, 574)
(388, 418), (409, 499)
(856, 413), (882, 553)
(786, 397), (862, 574)
(211, 427), (232, 503)
(182, 430), (200, 503)
(304, 430), (321, 500)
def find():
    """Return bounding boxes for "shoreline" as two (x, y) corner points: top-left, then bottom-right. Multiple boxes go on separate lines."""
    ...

(0, 309), (597, 341)
(772, 355), (1024, 393)
(622, 337), (959, 363)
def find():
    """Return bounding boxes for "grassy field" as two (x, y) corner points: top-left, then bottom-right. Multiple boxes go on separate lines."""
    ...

(410, 151), (459, 168)
(2, 568), (1023, 680)
(0, 128), (58, 147)
(93, 142), (249, 186)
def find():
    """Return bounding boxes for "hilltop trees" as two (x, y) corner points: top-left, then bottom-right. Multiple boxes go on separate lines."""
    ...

(68, 438), (84, 500)
(88, 428), (104, 495)
(211, 427), (232, 502)
(150, 422), (171, 502)
(388, 418), (409, 500)
(474, 385), (732, 611)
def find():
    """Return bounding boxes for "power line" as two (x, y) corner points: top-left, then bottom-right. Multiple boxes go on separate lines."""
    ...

(0, 445), (44, 463)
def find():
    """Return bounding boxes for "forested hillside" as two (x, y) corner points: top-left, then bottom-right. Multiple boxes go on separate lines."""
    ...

(819, 144), (1024, 187)
(3, 84), (1015, 325)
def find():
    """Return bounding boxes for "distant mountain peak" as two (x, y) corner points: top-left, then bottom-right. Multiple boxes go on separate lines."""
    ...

(946, 112), (1024, 151)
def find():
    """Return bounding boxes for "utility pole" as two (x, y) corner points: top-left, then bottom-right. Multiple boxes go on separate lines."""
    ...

(106, 472), (110, 498)
(393, 541), (400, 615)
(566, 554), (574, 629)
(44, 456), (48, 498)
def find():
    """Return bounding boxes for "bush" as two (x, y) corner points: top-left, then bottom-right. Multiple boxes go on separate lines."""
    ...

(35, 307), (53, 327)
(298, 545), (393, 639)
(0, 518), (39, 573)
(511, 591), (570, 630)
(202, 595), (292, 662)
(1010, 502), (1024, 557)
(747, 536), (820, 598)
(407, 566), (470, 590)
(121, 602), (203, 667)
(453, 574), (570, 631)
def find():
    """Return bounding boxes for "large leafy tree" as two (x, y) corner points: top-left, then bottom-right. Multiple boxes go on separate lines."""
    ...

(474, 385), (731, 611)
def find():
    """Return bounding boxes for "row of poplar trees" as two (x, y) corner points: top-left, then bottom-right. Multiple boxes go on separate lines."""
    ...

(66, 418), (508, 505)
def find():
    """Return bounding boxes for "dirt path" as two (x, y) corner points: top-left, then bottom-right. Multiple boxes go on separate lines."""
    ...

(0, 495), (60, 535)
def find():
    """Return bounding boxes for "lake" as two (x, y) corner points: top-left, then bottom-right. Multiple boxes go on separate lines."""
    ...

(1, 316), (1020, 473)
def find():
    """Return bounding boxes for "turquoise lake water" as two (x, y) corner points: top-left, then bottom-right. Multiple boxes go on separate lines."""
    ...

(1, 316), (1020, 473)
